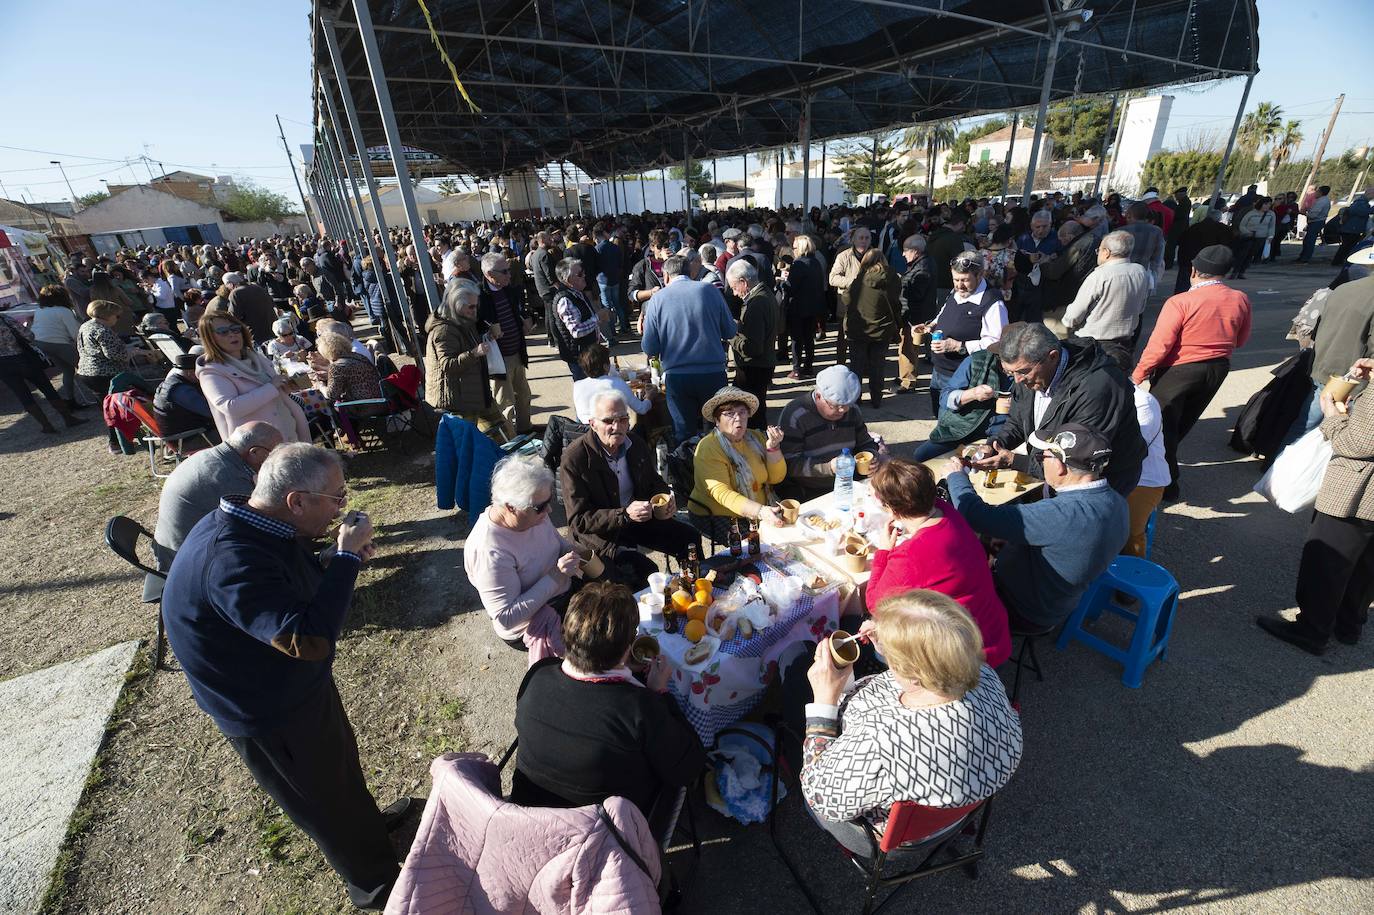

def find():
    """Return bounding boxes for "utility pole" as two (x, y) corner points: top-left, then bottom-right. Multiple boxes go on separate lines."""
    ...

(1300, 94), (1344, 203)
(277, 114), (315, 229)
(49, 160), (79, 210)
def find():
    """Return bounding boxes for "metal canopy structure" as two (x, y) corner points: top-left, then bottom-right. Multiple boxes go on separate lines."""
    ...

(310, 0), (1258, 180)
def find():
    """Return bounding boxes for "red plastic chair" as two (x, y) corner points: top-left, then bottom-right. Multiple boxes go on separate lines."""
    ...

(126, 397), (214, 479)
(769, 726), (995, 915)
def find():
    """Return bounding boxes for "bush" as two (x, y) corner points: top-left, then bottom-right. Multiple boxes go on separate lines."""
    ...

(221, 183), (299, 223)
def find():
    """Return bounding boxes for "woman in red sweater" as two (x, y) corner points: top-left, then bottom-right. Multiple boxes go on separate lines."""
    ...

(863, 459), (1012, 667)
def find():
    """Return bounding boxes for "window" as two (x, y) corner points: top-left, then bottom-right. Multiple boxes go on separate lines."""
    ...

(980, 149), (991, 163)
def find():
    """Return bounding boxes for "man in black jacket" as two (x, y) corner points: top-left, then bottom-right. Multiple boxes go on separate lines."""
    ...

(726, 258), (778, 429)
(527, 232), (560, 343)
(970, 322), (1145, 495)
(897, 234), (937, 393)
(559, 388), (699, 584)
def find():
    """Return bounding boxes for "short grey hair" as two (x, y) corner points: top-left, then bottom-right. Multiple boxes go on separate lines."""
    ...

(226, 421), (284, 455)
(698, 242), (718, 263)
(950, 251), (985, 275)
(997, 321), (1060, 364)
(437, 278), (480, 320)
(272, 315), (297, 336)
(902, 234), (926, 253)
(1101, 230), (1134, 258)
(1059, 221), (1086, 241)
(222, 271), (245, 286)
(1030, 210), (1052, 224)
(662, 254), (688, 281)
(1084, 205), (1107, 222)
(590, 387), (629, 416)
(480, 251), (507, 276)
(725, 258), (758, 286)
(554, 257), (584, 284)
(489, 455), (554, 511)
(251, 443), (342, 505)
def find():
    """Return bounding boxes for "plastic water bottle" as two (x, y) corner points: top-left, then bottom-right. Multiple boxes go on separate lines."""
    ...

(833, 448), (856, 514)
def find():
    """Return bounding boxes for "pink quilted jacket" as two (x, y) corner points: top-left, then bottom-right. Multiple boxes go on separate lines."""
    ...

(386, 754), (662, 915)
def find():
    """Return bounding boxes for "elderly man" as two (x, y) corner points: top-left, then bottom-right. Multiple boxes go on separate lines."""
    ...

(222, 270), (277, 344)
(560, 389), (699, 583)
(1173, 206), (1234, 294)
(948, 422), (1129, 631)
(897, 234), (937, 393)
(478, 250), (535, 435)
(1332, 187), (1372, 267)
(162, 444), (403, 910)
(1120, 202), (1166, 287)
(777, 366), (886, 501)
(1132, 245), (1252, 500)
(971, 321), (1145, 495)
(151, 421), (283, 581)
(62, 261), (93, 311)
(315, 242), (350, 308)
(924, 251), (1008, 418)
(1063, 230), (1151, 358)
(827, 225), (878, 365)
(1017, 210), (1063, 261)
(1039, 220), (1099, 315)
(727, 258), (779, 430)
(641, 254), (737, 444)
(153, 353), (217, 438)
(527, 231), (560, 336)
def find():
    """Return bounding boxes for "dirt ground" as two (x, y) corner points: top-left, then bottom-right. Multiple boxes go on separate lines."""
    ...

(3, 239), (1372, 914)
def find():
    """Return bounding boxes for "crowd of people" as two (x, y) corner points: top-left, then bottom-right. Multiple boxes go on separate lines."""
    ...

(11, 175), (1370, 911)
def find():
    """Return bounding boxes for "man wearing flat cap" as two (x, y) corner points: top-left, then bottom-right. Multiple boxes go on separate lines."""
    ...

(1132, 243), (1252, 500)
(154, 351), (218, 440)
(776, 365), (887, 501)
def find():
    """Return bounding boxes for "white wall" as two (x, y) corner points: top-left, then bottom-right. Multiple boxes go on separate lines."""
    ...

(74, 186), (219, 234)
(591, 179), (690, 216)
(747, 177), (848, 208)
(1108, 95), (1173, 195)
(969, 133), (1054, 170)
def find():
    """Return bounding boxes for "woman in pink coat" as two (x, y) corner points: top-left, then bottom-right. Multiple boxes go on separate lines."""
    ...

(196, 311), (311, 443)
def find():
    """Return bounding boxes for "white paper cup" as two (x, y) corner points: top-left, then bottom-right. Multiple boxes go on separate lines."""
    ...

(639, 593), (665, 623)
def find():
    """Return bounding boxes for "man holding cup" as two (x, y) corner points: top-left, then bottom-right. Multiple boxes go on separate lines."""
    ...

(162, 444), (405, 910)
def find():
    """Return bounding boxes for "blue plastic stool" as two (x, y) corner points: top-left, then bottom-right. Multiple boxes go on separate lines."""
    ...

(1057, 556), (1180, 688)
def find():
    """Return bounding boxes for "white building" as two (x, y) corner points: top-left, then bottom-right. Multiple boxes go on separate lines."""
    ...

(74, 185), (306, 241)
(353, 183), (501, 225)
(1105, 95), (1173, 195)
(968, 125), (1055, 170)
(745, 159), (848, 207)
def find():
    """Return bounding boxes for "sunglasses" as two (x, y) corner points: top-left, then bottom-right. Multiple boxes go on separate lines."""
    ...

(210, 325), (242, 335)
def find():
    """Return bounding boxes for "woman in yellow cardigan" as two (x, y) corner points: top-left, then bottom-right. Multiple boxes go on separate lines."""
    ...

(689, 386), (788, 524)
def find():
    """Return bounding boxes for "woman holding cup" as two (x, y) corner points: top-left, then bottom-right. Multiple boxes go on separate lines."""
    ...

(787, 590), (1022, 855)
(911, 350), (1012, 462)
(688, 385), (788, 525)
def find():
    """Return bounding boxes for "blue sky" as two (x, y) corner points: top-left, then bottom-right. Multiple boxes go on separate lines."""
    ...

(2, 1), (1370, 206)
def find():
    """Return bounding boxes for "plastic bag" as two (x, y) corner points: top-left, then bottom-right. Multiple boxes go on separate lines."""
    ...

(485, 335), (506, 375)
(1253, 426), (1332, 513)
(705, 724), (784, 824)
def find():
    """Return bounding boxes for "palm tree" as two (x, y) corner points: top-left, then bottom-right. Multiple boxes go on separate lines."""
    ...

(1238, 101), (1284, 158)
(435, 177), (468, 197)
(901, 121), (957, 192)
(1269, 120), (1305, 174)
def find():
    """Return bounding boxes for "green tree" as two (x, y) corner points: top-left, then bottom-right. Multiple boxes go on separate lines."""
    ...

(836, 138), (909, 198)
(952, 162), (1006, 199)
(221, 183), (299, 222)
(435, 177), (468, 196)
(901, 121), (958, 191)
(77, 190), (109, 207)
(948, 119), (1007, 166)
(1237, 102), (1283, 157)
(667, 161), (711, 198)
(1269, 120), (1305, 174)
(1043, 99), (1116, 160)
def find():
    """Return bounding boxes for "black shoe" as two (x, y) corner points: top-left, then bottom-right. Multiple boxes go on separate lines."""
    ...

(1162, 484), (1180, 502)
(1334, 629), (1360, 646)
(1255, 616), (1326, 656)
(381, 796), (414, 831)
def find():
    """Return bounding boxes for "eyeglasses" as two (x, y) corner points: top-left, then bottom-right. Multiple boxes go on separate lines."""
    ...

(210, 325), (242, 336)
(1007, 355), (1047, 380)
(530, 496), (554, 514)
(488, 267), (510, 275)
(596, 414), (631, 426)
(299, 489), (349, 507)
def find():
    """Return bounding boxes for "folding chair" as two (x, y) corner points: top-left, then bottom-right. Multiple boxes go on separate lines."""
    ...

(768, 723), (994, 915)
(147, 332), (189, 362)
(104, 516), (169, 670)
(125, 397), (214, 479)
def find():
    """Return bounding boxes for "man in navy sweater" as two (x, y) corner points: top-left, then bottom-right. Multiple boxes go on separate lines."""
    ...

(162, 443), (402, 909)
(947, 422), (1129, 631)
(641, 253), (737, 444)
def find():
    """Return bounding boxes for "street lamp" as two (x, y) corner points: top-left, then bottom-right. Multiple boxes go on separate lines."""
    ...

(50, 160), (79, 211)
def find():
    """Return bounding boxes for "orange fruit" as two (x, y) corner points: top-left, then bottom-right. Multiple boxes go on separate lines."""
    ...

(671, 590), (693, 611)
(684, 619), (706, 642)
(686, 601), (708, 622)
(694, 578), (712, 592)
(695, 588), (712, 606)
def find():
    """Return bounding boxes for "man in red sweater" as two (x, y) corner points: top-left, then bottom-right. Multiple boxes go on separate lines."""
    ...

(1133, 244), (1252, 500)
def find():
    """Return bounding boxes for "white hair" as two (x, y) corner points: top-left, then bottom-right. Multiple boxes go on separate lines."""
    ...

(437, 278), (480, 321)
(251, 443), (341, 505)
(480, 251), (506, 276)
(1101, 230), (1134, 258)
(272, 316), (296, 336)
(590, 387), (629, 417)
(725, 258), (758, 285)
(902, 234), (926, 253)
(1030, 210), (1052, 224)
(490, 455), (554, 510)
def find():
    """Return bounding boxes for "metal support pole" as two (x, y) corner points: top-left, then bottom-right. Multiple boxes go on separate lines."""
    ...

(661, 167), (668, 213)
(321, 83), (374, 247)
(684, 134), (692, 214)
(321, 74), (397, 345)
(801, 96), (813, 217)
(1022, 27), (1064, 201)
(307, 173), (331, 237)
(1001, 113), (1019, 201)
(319, 123), (362, 254)
(349, 0), (441, 338)
(869, 136), (878, 197)
(712, 159), (718, 211)
(559, 160), (569, 216)
(743, 152), (749, 207)
(1209, 72), (1256, 209)
(609, 151), (619, 215)
(277, 115), (315, 230)
(820, 142), (827, 208)
(639, 171), (647, 213)
(314, 152), (346, 240)
(1091, 96), (1118, 197)
(519, 169), (535, 218)
(777, 150), (783, 209)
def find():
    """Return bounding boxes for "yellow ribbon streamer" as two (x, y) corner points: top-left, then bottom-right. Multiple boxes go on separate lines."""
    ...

(416, 0), (481, 113)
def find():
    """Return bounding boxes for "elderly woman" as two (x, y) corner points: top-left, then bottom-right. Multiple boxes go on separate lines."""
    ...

(77, 299), (155, 398)
(196, 310), (311, 443)
(29, 284), (87, 408)
(571, 343), (653, 424)
(425, 278), (511, 439)
(1257, 358), (1374, 655)
(266, 315), (312, 365)
(512, 581), (706, 832)
(689, 385), (787, 524)
(551, 257), (606, 380)
(1039, 219), (1099, 314)
(464, 456), (587, 653)
(796, 590), (1022, 855)
(845, 234), (902, 409)
(312, 331), (385, 413)
(862, 460), (1011, 666)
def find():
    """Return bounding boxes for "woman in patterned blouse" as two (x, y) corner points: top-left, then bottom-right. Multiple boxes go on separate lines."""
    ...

(312, 331), (386, 416)
(76, 299), (154, 398)
(797, 590), (1023, 855)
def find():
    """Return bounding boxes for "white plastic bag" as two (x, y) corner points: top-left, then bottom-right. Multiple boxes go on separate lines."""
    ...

(484, 334), (506, 375)
(1253, 427), (1332, 513)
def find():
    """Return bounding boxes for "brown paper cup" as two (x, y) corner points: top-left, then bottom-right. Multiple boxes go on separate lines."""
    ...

(841, 543), (868, 573)
(630, 634), (660, 666)
(995, 396), (1012, 415)
(854, 451), (875, 475)
(576, 546), (605, 579)
(828, 631), (861, 667)
(1324, 375), (1358, 403)
(651, 493), (673, 519)
(779, 499), (801, 525)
